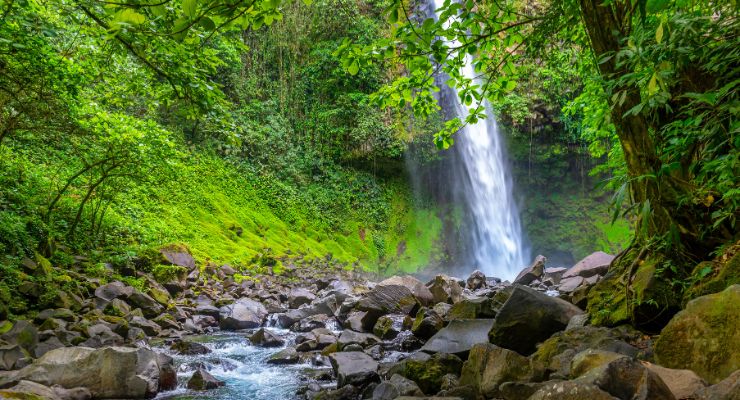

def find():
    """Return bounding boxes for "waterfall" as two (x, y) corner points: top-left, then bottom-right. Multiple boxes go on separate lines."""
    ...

(428, 0), (529, 280)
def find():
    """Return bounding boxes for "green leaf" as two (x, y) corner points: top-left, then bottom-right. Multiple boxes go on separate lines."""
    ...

(656, 22), (664, 43)
(199, 16), (215, 31)
(648, 73), (659, 95)
(118, 9), (146, 25)
(348, 60), (359, 75)
(183, 0), (197, 18)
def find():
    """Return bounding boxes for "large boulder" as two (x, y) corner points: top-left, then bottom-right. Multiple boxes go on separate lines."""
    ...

(0, 380), (92, 400)
(488, 285), (583, 355)
(378, 276), (434, 306)
(169, 340), (210, 355)
(691, 369), (740, 400)
(421, 319), (494, 356)
(288, 288), (316, 309)
(654, 284), (740, 384)
(0, 320), (38, 354)
(528, 381), (618, 400)
(466, 270), (487, 290)
(0, 345), (29, 371)
(127, 290), (164, 318)
(0, 346), (174, 398)
(187, 368), (224, 390)
(93, 282), (133, 302)
(249, 328), (285, 347)
(337, 330), (381, 350)
(219, 298), (268, 330)
(574, 357), (675, 400)
(159, 245), (196, 270)
(458, 343), (531, 398)
(328, 351), (379, 388)
(562, 251), (614, 279)
(642, 362), (706, 400)
(514, 255), (546, 285)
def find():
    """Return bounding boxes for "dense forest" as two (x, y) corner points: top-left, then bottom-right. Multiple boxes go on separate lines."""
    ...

(0, 0), (737, 398)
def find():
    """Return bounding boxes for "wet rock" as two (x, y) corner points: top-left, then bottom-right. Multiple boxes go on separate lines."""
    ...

(446, 296), (496, 320)
(0, 380), (92, 400)
(194, 304), (220, 320)
(488, 285), (583, 355)
(654, 284), (740, 384)
(0, 346), (174, 398)
(575, 357), (675, 400)
(329, 351), (379, 388)
(458, 343), (531, 398)
(288, 288), (317, 309)
(411, 308), (444, 340)
(372, 374), (424, 399)
(250, 328), (285, 347)
(187, 368), (224, 390)
(267, 347), (299, 365)
(562, 251), (614, 279)
(428, 275), (463, 304)
(291, 314), (330, 332)
(337, 330), (381, 350)
(219, 298), (268, 330)
(514, 255), (546, 285)
(421, 319), (494, 356)
(466, 270), (487, 290)
(528, 381), (618, 400)
(389, 352), (463, 394)
(373, 315), (403, 340)
(169, 339), (211, 355)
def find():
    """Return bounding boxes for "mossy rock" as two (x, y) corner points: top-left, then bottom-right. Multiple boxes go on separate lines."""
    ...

(588, 250), (680, 331)
(654, 284), (740, 384)
(683, 244), (740, 303)
(392, 353), (463, 394)
(0, 391), (46, 400)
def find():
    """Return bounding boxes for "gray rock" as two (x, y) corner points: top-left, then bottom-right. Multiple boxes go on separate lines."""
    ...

(355, 285), (420, 331)
(94, 281), (133, 302)
(488, 285), (583, 355)
(466, 270), (487, 290)
(159, 247), (196, 270)
(562, 251), (614, 279)
(428, 275), (463, 304)
(528, 381), (618, 400)
(559, 276), (584, 293)
(338, 330), (381, 350)
(267, 347), (299, 365)
(378, 276), (434, 306)
(128, 290), (164, 318)
(576, 357), (675, 400)
(249, 328), (285, 347)
(130, 316), (161, 336)
(514, 255), (546, 285)
(1, 321), (38, 354)
(421, 319), (494, 355)
(0, 345), (28, 371)
(169, 339), (211, 355)
(289, 288), (317, 309)
(219, 298), (268, 330)
(329, 351), (379, 388)
(458, 343), (531, 398)
(0, 346), (174, 398)
(691, 369), (740, 400)
(187, 368), (224, 390)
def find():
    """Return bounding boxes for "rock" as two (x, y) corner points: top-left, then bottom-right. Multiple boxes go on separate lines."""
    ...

(0, 380), (67, 400)
(94, 281), (133, 302)
(81, 324), (124, 348)
(289, 288), (317, 309)
(328, 351), (379, 388)
(528, 381), (618, 400)
(159, 246), (196, 270)
(1, 321), (38, 354)
(372, 374), (424, 399)
(292, 314), (331, 332)
(514, 255), (546, 285)
(466, 270), (487, 290)
(129, 316), (161, 336)
(128, 290), (164, 318)
(337, 330), (381, 350)
(458, 343), (531, 398)
(355, 285), (420, 331)
(654, 284), (740, 384)
(389, 352), (463, 394)
(250, 328), (285, 347)
(558, 276), (584, 293)
(372, 381), (400, 400)
(642, 362), (706, 400)
(562, 251), (614, 279)
(187, 368), (224, 390)
(428, 275), (463, 304)
(531, 326), (640, 381)
(690, 369), (740, 400)
(570, 349), (628, 378)
(411, 308), (444, 340)
(446, 297), (496, 320)
(545, 267), (568, 283)
(169, 339), (211, 355)
(267, 347), (299, 365)
(498, 381), (557, 400)
(373, 315), (403, 340)
(0, 346), (174, 398)
(421, 319), (494, 355)
(0, 345), (28, 371)
(219, 298), (268, 330)
(488, 285), (583, 355)
(378, 276), (434, 306)
(575, 357), (675, 400)
(33, 337), (64, 358)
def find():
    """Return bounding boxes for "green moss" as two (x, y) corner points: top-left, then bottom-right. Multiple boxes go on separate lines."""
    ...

(684, 246), (740, 303)
(151, 264), (187, 283)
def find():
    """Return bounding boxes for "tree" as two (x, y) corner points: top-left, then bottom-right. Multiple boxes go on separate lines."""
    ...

(336, 0), (739, 328)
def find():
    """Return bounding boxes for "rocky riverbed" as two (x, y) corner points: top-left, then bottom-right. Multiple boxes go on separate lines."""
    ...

(0, 248), (738, 400)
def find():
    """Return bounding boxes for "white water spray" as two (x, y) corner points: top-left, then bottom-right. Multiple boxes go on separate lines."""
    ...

(431, 0), (528, 280)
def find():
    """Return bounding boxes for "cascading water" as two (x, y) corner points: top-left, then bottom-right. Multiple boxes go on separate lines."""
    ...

(428, 0), (529, 280)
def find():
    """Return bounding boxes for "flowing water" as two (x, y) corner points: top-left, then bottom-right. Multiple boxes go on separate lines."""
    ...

(153, 331), (313, 400)
(429, 0), (529, 280)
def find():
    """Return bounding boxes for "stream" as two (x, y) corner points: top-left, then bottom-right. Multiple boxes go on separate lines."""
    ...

(153, 330), (310, 400)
